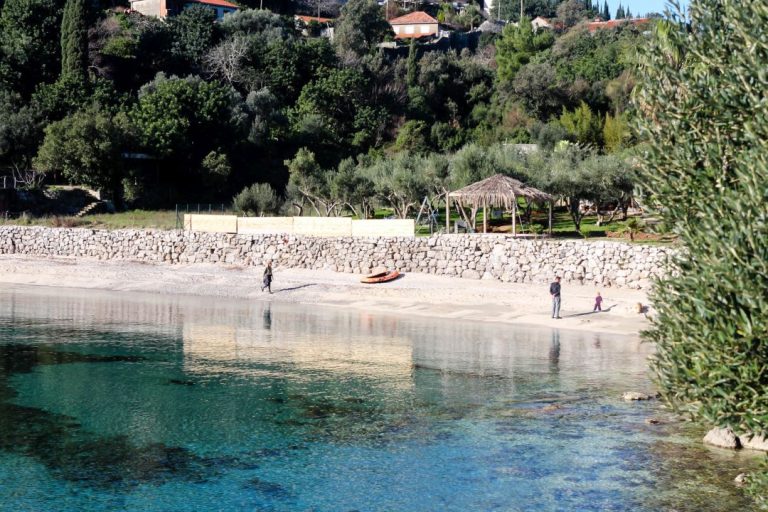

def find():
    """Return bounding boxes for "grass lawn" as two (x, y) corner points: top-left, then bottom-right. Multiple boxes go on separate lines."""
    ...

(2, 206), (674, 245)
(415, 206), (674, 244)
(1, 210), (181, 230)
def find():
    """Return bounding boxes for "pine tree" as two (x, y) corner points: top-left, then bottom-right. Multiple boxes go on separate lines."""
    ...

(616, 4), (625, 19)
(625, 7), (632, 18)
(60, 0), (87, 81)
(603, 0), (610, 20)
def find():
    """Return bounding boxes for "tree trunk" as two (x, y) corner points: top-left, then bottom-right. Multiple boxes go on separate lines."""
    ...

(569, 197), (584, 232)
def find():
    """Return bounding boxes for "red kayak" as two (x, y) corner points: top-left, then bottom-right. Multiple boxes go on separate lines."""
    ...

(360, 270), (401, 284)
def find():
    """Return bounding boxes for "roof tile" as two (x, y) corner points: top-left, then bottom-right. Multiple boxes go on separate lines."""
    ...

(388, 11), (438, 25)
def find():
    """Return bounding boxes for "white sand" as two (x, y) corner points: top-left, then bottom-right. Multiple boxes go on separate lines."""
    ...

(0, 255), (652, 336)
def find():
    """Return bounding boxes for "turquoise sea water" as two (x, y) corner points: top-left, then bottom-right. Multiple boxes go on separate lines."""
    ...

(0, 285), (760, 511)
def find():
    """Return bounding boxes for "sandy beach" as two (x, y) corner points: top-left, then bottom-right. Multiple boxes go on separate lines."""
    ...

(0, 255), (652, 336)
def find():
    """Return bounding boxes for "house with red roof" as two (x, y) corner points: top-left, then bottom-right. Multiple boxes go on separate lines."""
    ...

(531, 16), (553, 30)
(295, 15), (334, 25)
(388, 11), (439, 39)
(129, 0), (239, 20)
(294, 14), (335, 38)
(586, 18), (651, 33)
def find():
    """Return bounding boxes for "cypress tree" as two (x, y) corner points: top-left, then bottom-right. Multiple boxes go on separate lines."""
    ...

(625, 7), (632, 18)
(406, 37), (418, 87)
(60, 0), (87, 81)
(616, 4), (624, 19)
(603, 0), (610, 20)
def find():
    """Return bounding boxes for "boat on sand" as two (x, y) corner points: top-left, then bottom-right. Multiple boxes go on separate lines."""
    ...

(360, 270), (401, 284)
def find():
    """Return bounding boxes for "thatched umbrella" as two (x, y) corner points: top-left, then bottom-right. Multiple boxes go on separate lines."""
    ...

(447, 174), (554, 235)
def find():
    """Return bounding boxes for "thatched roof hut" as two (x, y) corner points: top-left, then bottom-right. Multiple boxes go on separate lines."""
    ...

(448, 174), (552, 208)
(446, 174), (554, 234)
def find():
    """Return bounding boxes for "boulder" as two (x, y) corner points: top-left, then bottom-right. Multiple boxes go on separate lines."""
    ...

(739, 433), (768, 451)
(703, 427), (741, 449)
(734, 473), (748, 487)
(622, 391), (654, 401)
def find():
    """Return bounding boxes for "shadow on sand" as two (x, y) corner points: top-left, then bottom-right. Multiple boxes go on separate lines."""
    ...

(564, 304), (616, 318)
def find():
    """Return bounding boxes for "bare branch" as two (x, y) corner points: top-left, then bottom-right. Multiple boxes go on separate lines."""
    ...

(204, 35), (250, 86)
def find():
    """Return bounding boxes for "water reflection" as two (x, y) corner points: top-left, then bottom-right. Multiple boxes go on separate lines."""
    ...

(0, 285), (760, 512)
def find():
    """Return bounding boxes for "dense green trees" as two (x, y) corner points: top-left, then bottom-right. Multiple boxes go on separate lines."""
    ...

(0, 90), (43, 172)
(35, 106), (128, 202)
(495, 18), (554, 85)
(332, 0), (389, 59)
(291, 67), (385, 151)
(0, 0), (646, 213)
(130, 73), (247, 195)
(636, 0), (768, 438)
(169, 6), (217, 70)
(0, 0), (62, 96)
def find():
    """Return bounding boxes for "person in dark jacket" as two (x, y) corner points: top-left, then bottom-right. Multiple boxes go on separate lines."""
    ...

(261, 261), (273, 294)
(549, 277), (562, 319)
(594, 291), (603, 312)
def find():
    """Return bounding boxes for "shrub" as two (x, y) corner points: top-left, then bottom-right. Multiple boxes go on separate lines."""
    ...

(232, 183), (280, 217)
(622, 217), (642, 242)
(51, 216), (83, 228)
(635, 1), (768, 438)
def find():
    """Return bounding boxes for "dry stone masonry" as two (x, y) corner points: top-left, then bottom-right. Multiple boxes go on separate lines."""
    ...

(0, 226), (674, 289)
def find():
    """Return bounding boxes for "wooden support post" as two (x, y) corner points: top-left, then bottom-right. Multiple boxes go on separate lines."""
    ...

(483, 200), (487, 234)
(512, 201), (517, 236)
(445, 195), (450, 232)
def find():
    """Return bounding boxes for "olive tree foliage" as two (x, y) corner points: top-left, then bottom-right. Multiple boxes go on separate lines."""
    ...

(635, 1), (768, 438)
(219, 8), (291, 38)
(284, 147), (341, 216)
(233, 182), (280, 216)
(330, 157), (376, 219)
(359, 152), (431, 219)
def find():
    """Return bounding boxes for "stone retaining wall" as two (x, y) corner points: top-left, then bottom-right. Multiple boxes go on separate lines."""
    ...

(0, 226), (675, 289)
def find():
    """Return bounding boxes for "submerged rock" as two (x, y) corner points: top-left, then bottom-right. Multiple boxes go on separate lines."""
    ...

(739, 433), (768, 451)
(703, 427), (741, 449)
(622, 391), (654, 401)
(645, 418), (661, 425)
(169, 379), (196, 386)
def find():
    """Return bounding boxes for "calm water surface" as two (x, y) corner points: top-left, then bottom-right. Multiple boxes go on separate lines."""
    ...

(0, 285), (760, 511)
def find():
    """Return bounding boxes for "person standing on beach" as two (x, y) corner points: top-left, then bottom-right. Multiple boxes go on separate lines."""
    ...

(594, 291), (603, 312)
(261, 261), (273, 294)
(550, 277), (562, 319)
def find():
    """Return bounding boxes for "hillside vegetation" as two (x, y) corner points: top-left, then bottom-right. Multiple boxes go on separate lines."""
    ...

(0, 0), (655, 224)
